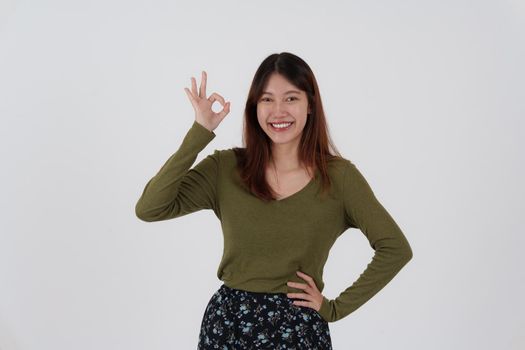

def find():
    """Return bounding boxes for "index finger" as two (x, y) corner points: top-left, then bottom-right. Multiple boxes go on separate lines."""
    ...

(287, 281), (308, 290)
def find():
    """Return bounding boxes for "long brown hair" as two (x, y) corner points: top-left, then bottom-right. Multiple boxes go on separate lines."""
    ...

(232, 52), (344, 202)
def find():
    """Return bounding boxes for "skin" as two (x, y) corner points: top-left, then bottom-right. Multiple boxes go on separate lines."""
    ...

(184, 70), (326, 313)
(184, 70), (230, 133)
(256, 72), (311, 173)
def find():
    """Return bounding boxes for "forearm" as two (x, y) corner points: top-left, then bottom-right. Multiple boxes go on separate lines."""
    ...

(318, 232), (413, 323)
(135, 120), (216, 221)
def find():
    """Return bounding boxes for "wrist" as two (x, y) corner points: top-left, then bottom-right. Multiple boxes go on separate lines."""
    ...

(193, 120), (215, 135)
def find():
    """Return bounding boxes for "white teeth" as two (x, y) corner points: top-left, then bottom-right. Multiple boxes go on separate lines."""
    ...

(271, 122), (292, 128)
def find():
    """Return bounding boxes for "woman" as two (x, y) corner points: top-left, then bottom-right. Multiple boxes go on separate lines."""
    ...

(135, 52), (413, 349)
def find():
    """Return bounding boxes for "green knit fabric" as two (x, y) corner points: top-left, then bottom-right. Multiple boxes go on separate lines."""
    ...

(135, 120), (413, 323)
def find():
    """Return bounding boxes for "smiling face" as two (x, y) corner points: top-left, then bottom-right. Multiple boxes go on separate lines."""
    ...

(256, 73), (311, 147)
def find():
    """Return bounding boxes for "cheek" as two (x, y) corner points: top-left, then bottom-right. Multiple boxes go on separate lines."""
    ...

(257, 105), (267, 115)
(257, 106), (270, 120)
(256, 110), (266, 127)
(291, 105), (308, 116)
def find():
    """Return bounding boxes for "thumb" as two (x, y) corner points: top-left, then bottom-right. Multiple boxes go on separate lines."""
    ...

(216, 101), (230, 121)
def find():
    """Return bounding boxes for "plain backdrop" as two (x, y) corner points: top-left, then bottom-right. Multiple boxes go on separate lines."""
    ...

(1, 0), (524, 349)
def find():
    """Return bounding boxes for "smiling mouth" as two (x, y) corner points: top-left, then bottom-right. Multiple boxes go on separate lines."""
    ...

(268, 121), (294, 131)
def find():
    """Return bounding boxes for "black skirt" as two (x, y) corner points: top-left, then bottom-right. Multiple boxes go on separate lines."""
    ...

(198, 283), (332, 349)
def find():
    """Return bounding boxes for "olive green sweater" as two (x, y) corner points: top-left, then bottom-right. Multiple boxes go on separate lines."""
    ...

(135, 120), (413, 323)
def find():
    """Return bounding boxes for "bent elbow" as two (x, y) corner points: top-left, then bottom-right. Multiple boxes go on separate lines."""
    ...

(135, 201), (154, 222)
(400, 242), (413, 265)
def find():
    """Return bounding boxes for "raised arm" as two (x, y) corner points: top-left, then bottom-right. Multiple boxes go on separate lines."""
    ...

(135, 70), (231, 222)
(318, 160), (413, 322)
(135, 120), (220, 222)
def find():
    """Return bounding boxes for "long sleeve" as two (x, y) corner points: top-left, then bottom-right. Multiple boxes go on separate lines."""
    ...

(135, 120), (221, 222)
(318, 160), (413, 323)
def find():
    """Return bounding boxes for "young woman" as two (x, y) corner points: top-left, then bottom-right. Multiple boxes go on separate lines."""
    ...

(135, 52), (413, 349)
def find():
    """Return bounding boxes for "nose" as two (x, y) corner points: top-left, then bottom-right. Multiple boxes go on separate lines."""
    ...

(272, 101), (287, 115)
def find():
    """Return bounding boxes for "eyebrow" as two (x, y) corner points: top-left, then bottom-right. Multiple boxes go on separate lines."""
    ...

(262, 90), (301, 95)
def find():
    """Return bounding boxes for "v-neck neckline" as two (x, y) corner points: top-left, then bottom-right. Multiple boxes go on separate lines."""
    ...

(273, 168), (319, 203)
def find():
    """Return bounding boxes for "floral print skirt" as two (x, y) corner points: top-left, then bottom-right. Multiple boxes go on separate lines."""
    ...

(197, 283), (332, 349)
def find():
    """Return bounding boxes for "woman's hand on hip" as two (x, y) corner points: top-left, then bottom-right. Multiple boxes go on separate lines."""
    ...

(287, 270), (325, 312)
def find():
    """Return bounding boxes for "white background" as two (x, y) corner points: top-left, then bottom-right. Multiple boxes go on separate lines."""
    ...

(1, 0), (524, 349)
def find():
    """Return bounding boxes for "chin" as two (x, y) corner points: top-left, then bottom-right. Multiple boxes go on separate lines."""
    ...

(268, 133), (302, 145)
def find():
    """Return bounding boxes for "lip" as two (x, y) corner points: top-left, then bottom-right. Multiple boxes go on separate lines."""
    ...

(268, 121), (294, 132)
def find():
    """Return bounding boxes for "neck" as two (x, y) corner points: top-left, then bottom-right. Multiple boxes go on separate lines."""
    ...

(270, 141), (302, 172)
